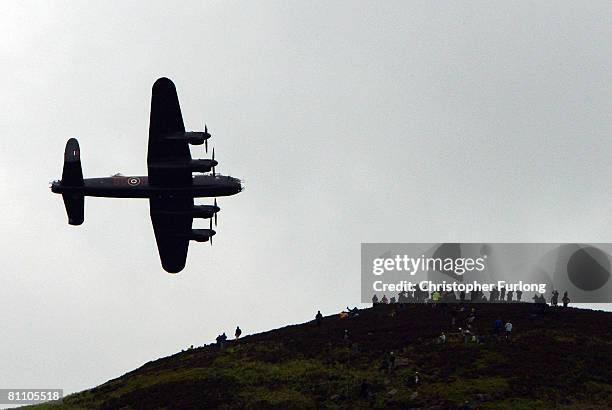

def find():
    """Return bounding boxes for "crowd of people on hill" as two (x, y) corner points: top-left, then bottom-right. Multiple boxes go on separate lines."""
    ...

(200, 285), (572, 407)
(371, 288), (571, 307)
(199, 286), (575, 408)
(350, 303), (516, 407)
(208, 286), (567, 351)
(430, 305), (514, 345)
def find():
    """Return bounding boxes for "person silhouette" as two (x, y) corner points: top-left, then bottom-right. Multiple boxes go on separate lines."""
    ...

(551, 290), (559, 306)
(315, 310), (323, 326)
(562, 291), (570, 307)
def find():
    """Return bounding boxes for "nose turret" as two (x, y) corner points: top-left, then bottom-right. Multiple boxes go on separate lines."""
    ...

(231, 177), (243, 194)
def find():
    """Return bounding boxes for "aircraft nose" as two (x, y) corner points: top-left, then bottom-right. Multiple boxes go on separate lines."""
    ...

(235, 179), (243, 193)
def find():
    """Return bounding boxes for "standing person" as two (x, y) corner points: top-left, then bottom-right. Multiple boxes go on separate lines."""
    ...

(551, 290), (559, 306)
(494, 318), (503, 338)
(315, 310), (323, 327)
(507, 290), (514, 302)
(562, 291), (570, 307)
(372, 294), (379, 306)
(235, 326), (242, 339)
(516, 289), (523, 302)
(461, 327), (471, 344)
(379, 351), (391, 373)
(500, 287), (506, 302)
(216, 333), (227, 349)
(504, 321), (513, 341)
(381, 294), (389, 304)
(389, 351), (396, 372)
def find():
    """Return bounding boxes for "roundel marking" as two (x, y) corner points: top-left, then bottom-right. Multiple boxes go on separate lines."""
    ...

(128, 177), (141, 186)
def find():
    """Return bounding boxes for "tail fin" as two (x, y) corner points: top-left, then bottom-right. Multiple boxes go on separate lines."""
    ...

(62, 138), (84, 225)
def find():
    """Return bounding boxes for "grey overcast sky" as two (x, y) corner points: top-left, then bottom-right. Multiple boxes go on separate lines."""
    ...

(1, 0), (611, 396)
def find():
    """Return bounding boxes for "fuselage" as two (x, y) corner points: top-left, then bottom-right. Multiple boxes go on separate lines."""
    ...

(51, 174), (242, 198)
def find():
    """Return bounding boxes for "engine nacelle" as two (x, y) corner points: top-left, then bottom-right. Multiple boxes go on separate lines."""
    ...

(193, 204), (220, 219)
(165, 131), (211, 146)
(189, 229), (215, 242)
(189, 159), (217, 173)
(187, 133), (205, 145)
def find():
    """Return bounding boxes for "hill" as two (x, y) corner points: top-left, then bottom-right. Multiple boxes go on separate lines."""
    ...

(26, 303), (612, 409)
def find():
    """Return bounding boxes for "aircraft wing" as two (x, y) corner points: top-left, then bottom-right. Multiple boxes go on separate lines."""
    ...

(147, 77), (192, 186)
(150, 196), (194, 273)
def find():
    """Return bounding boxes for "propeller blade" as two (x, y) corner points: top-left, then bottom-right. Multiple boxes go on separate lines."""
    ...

(205, 139), (208, 153)
(214, 199), (218, 226)
(212, 148), (216, 176)
(209, 218), (213, 246)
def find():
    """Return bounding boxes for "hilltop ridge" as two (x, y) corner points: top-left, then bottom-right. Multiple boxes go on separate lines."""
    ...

(27, 303), (612, 409)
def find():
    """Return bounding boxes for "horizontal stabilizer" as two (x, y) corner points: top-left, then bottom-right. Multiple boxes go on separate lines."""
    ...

(62, 138), (84, 186)
(61, 138), (85, 225)
(62, 193), (84, 225)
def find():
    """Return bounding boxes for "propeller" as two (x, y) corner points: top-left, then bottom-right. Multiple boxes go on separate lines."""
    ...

(209, 218), (213, 246)
(214, 198), (218, 226)
(212, 148), (216, 177)
(204, 124), (212, 153)
(205, 125), (209, 153)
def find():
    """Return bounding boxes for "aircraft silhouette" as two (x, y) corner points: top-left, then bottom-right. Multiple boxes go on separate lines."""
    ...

(51, 78), (243, 273)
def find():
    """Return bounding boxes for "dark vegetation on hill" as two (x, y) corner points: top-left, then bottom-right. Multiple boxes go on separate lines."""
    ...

(27, 303), (612, 409)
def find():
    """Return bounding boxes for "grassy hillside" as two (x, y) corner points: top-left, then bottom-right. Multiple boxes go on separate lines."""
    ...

(25, 303), (612, 409)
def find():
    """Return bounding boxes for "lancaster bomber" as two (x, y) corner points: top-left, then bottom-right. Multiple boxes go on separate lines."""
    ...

(51, 78), (243, 273)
